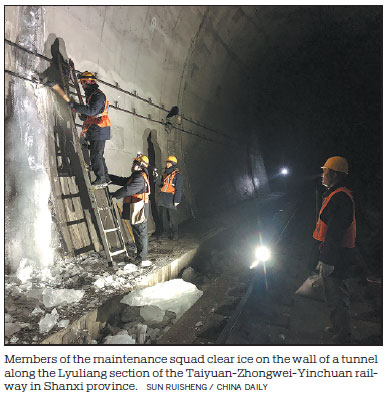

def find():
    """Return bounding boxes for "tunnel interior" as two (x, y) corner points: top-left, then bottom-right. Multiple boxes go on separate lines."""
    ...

(4, 5), (382, 344)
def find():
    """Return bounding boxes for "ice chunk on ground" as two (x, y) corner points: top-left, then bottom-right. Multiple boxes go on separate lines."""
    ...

(5, 313), (13, 323)
(16, 258), (35, 283)
(136, 324), (147, 344)
(5, 323), (22, 338)
(58, 319), (70, 328)
(147, 327), (161, 341)
(104, 330), (136, 345)
(31, 307), (45, 316)
(39, 308), (59, 333)
(42, 287), (85, 308)
(140, 305), (165, 324)
(121, 279), (203, 319)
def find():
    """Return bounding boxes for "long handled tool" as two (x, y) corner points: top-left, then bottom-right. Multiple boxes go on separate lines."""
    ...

(48, 81), (71, 103)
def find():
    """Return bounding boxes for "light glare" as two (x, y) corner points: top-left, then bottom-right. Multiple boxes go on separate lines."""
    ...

(255, 246), (271, 262)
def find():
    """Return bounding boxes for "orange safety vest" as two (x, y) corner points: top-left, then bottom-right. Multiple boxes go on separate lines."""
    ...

(123, 172), (150, 204)
(81, 90), (111, 135)
(161, 170), (179, 194)
(313, 187), (356, 248)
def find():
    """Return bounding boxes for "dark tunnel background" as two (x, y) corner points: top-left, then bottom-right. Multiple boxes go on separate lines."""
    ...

(4, 5), (382, 270)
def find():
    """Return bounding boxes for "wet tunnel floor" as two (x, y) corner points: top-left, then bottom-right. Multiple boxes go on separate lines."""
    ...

(158, 192), (382, 346)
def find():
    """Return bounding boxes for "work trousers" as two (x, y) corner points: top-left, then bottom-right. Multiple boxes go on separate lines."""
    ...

(89, 139), (108, 179)
(158, 206), (178, 238)
(131, 221), (148, 261)
(321, 270), (351, 343)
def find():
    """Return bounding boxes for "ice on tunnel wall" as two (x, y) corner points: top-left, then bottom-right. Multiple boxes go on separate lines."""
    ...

(5, 6), (56, 278)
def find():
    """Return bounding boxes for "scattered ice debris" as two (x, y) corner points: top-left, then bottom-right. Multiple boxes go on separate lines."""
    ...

(31, 307), (45, 316)
(5, 313), (13, 323)
(93, 274), (129, 290)
(16, 258), (34, 283)
(58, 319), (70, 328)
(140, 305), (165, 324)
(5, 323), (22, 338)
(120, 279), (203, 319)
(147, 327), (161, 342)
(39, 308), (59, 333)
(195, 321), (204, 328)
(42, 287), (84, 308)
(10, 336), (19, 344)
(136, 324), (147, 344)
(104, 330), (136, 345)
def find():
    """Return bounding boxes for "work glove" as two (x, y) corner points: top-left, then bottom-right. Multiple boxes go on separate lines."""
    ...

(79, 114), (87, 121)
(152, 168), (158, 178)
(316, 260), (335, 277)
(174, 202), (180, 208)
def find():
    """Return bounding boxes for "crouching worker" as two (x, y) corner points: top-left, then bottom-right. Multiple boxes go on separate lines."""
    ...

(109, 154), (152, 267)
(158, 155), (183, 240)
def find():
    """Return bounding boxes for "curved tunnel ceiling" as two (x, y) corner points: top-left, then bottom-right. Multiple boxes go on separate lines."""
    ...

(4, 5), (382, 263)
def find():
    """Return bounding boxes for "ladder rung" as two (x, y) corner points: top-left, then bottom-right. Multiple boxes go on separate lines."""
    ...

(97, 206), (113, 211)
(109, 248), (127, 257)
(104, 227), (119, 233)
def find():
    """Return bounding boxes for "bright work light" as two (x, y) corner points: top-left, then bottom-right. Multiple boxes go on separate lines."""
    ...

(250, 245), (271, 269)
(280, 167), (288, 175)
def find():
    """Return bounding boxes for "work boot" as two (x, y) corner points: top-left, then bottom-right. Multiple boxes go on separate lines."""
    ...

(105, 176), (112, 185)
(171, 233), (179, 241)
(91, 177), (108, 187)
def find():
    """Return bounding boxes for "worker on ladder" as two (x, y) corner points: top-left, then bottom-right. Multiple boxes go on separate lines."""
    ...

(69, 71), (111, 186)
(109, 154), (152, 267)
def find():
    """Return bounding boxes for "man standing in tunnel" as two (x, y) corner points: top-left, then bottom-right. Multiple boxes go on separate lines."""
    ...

(313, 156), (356, 344)
(109, 154), (151, 267)
(157, 155), (183, 240)
(69, 71), (111, 186)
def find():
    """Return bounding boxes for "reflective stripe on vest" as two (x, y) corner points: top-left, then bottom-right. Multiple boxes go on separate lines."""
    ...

(123, 172), (150, 204)
(81, 90), (111, 135)
(161, 170), (179, 194)
(313, 187), (356, 248)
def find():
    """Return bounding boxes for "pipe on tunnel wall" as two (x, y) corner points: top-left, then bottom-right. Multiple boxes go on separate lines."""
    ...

(5, 5), (269, 263)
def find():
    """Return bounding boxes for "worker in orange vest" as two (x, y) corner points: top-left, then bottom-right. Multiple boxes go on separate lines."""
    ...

(313, 156), (356, 344)
(69, 71), (111, 186)
(157, 155), (183, 240)
(109, 154), (151, 267)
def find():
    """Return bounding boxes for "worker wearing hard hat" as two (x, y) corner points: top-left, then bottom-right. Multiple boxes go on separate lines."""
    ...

(157, 155), (184, 240)
(69, 71), (111, 186)
(313, 156), (356, 344)
(109, 154), (151, 267)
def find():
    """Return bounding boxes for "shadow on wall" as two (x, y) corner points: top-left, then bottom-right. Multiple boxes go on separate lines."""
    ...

(40, 35), (102, 255)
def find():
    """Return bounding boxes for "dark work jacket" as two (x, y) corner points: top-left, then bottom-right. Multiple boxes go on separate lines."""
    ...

(110, 169), (149, 220)
(317, 183), (355, 278)
(158, 166), (183, 209)
(73, 84), (111, 141)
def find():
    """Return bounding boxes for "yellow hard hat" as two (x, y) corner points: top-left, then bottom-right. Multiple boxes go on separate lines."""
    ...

(78, 71), (97, 82)
(134, 154), (149, 168)
(166, 155), (177, 164)
(322, 156), (348, 174)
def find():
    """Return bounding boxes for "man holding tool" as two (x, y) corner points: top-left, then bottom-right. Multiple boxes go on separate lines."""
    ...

(68, 71), (111, 187)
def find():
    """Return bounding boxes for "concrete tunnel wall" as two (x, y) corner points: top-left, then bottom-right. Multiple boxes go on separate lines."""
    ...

(5, 5), (269, 261)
